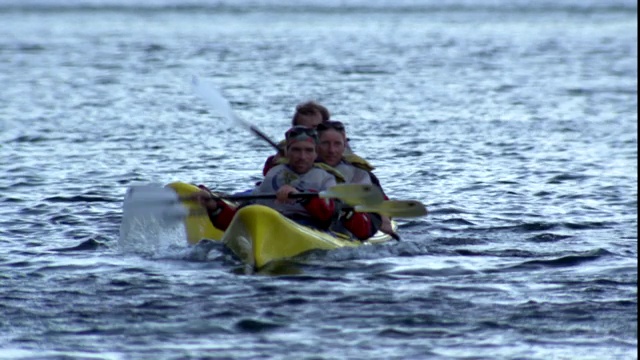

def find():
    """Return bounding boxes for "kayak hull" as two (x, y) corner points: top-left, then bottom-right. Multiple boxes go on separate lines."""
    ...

(166, 181), (395, 269)
(222, 205), (358, 269)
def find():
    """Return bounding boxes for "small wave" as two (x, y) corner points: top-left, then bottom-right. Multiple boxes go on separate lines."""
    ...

(389, 267), (479, 277)
(454, 183), (493, 192)
(49, 214), (85, 226)
(51, 238), (107, 252)
(456, 248), (537, 258)
(534, 190), (555, 197)
(491, 221), (615, 233)
(527, 233), (573, 243)
(562, 221), (614, 230)
(507, 222), (560, 232)
(13, 43), (46, 52)
(438, 237), (487, 246)
(235, 318), (284, 333)
(4, 260), (32, 268)
(338, 65), (392, 76)
(547, 173), (592, 184)
(506, 248), (612, 271)
(44, 195), (119, 203)
(377, 328), (415, 339)
(428, 207), (469, 215)
(557, 276), (638, 287)
(441, 218), (476, 226)
(10, 135), (53, 143)
(565, 85), (638, 96)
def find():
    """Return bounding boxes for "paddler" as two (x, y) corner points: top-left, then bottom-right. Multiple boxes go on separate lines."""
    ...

(315, 120), (395, 236)
(192, 126), (382, 241)
(261, 101), (329, 175)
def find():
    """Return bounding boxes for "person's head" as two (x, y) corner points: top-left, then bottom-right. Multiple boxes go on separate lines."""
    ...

(291, 101), (330, 128)
(316, 121), (347, 167)
(285, 126), (319, 174)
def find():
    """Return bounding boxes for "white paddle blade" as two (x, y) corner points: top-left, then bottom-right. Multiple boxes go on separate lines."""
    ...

(124, 184), (181, 205)
(319, 184), (386, 206)
(191, 75), (247, 128)
(355, 200), (428, 218)
(123, 185), (192, 220)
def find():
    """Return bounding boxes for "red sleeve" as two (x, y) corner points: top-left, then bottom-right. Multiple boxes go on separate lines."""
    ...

(207, 201), (237, 231)
(302, 197), (335, 222)
(342, 212), (378, 240)
(262, 155), (277, 176)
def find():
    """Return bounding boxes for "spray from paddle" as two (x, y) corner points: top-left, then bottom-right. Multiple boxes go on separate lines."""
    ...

(118, 184), (190, 257)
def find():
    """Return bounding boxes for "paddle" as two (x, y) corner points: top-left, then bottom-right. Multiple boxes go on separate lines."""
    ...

(126, 183), (426, 217)
(125, 183), (386, 208)
(355, 200), (428, 218)
(221, 183), (386, 207)
(179, 199), (427, 219)
(191, 75), (282, 153)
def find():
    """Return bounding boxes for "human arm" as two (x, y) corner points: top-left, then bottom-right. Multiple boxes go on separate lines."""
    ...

(188, 190), (237, 231)
(262, 153), (282, 176)
(341, 210), (383, 241)
(276, 184), (336, 222)
(262, 140), (287, 176)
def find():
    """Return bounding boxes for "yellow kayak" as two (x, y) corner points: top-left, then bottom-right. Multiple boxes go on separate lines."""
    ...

(223, 204), (394, 269)
(167, 181), (395, 269)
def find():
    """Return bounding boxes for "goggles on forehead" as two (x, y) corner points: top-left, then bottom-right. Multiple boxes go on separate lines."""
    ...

(317, 121), (345, 132)
(285, 126), (318, 145)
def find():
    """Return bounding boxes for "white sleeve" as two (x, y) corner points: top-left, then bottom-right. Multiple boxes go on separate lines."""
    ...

(322, 172), (338, 190)
(351, 168), (373, 185)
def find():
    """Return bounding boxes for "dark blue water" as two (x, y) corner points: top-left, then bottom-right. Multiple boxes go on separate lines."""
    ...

(1, 0), (637, 359)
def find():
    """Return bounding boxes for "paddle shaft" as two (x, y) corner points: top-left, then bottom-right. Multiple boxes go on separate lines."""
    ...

(181, 192), (322, 202)
(249, 126), (282, 154)
(182, 191), (426, 218)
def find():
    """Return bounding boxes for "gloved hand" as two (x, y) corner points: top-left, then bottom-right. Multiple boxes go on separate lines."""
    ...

(189, 187), (223, 215)
(339, 209), (385, 241)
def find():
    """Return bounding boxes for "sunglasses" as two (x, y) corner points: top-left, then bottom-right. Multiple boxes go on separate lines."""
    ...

(316, 121), (345, 132)
(285, 126), (318, 140)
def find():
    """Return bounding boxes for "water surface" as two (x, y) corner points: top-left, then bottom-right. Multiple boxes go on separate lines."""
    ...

(0, 0), (637, 359)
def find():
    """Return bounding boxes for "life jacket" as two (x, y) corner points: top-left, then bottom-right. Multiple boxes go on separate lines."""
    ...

(343, 153), (375, 172)
(312, 162), (347, 183)
(275, 137), (375, 171)
(270, 156), (348, 183)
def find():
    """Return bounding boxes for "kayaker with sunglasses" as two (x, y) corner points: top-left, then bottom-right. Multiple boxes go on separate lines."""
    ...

(262, 101), (329, 176)
(316, 121), (395, 236)
(316, 121), (370, 184)
(191, 126), (382, 241)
